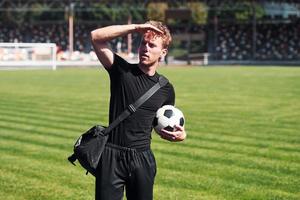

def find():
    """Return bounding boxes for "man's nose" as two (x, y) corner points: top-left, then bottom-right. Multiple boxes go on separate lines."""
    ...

(141, 45), (148, 52)
(144, 43), (150, 51)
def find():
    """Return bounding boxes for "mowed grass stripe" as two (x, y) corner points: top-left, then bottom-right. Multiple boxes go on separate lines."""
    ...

(2, 110), (299, 158)
(2, 105), (299, 160)
(0, 108), (98, 129)
(188, 122), (300, 142)
(0, 101), (102, 121)
(194, 114), (300, 133)
(0, 110), (103, 140)
(154, 136), (300, 163)
(2, 111), (298, 165)
(155, 168), (300, 200)
(190, 109), (300, 134)
(0, 101), (108, 123)
(154, 184), (223, 200)
(4, 124), (300, 191)
(1, 155), (94, 200)
(187, 112), (300, 132)
(152, 142), (300, 177)
(4, 126), (299, 176)
(0, 123), (76, 140)
(0, 96), (109, 115)
(186, 131), (300, 151)
(153, 147), (299, 191)
(2, 138), (298, 199)
(3, 102), (298, 146)
(5, 128), (298, 183)
(0, 95), (104, 111)
(0, 141), (68, 164)
(0, 141), (94, 196)
(0, 67), (299, 200)
(0, 133), (70, 152)
(155, 156), (299, 195)
(1, 147), (87, 180)
(188, 133), (300, 157)
(0, 114), (87, 134)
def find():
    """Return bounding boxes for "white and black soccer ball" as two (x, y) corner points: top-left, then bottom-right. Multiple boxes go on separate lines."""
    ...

(153, 105), (185, 134)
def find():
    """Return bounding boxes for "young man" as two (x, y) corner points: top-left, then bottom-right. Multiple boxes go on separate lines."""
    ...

(91, 21), (186, 200)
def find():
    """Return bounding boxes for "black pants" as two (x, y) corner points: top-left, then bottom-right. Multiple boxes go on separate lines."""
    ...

(95, 143), (157, 200)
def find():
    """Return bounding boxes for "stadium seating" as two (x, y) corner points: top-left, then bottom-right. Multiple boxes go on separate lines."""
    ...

(214, 22), (300, 61)
(1, 20), (300, 62)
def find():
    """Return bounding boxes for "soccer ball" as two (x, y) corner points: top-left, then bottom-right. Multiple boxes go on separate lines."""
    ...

(153, 105), (185, 134)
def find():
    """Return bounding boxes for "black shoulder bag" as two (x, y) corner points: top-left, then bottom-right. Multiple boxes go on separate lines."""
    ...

(67, 76), (168, 176)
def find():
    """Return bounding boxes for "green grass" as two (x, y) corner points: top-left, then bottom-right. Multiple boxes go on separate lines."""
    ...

(0, 67), (300, 200)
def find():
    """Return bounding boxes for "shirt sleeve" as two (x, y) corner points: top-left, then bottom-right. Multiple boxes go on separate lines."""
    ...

(164, 82), (175, 106)
(106, 53), (131, 76)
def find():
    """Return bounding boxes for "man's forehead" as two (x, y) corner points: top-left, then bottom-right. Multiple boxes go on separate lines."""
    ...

(142, 32), (163, 43)
(144, 31), (162, 40)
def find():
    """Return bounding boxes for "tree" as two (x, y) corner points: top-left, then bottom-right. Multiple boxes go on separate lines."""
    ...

(187, 2), (208, 24)
(147, 2), (168, 21)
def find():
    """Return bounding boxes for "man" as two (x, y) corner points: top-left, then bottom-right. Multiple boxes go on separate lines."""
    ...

(91, 20), (186, 200)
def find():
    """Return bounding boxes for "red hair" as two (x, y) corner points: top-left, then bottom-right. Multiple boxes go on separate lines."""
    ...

(145, 20), (172, 49)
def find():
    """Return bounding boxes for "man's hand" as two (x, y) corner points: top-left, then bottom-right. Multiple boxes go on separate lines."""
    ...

(159, 125), (186, 142)
(135, 24), (163, 34)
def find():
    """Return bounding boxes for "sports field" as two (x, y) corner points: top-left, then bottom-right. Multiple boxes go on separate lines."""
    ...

(0, 66), (299, 200)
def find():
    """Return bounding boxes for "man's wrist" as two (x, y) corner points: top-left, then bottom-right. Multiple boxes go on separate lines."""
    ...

(133, 24), (141, 32)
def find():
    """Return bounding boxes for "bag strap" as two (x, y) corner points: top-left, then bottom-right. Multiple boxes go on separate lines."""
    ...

(67, 76), (168, 167)
(103, 76), (168, 135)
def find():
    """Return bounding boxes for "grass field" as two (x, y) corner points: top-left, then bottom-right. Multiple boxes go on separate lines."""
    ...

(0, 66), (299, 200)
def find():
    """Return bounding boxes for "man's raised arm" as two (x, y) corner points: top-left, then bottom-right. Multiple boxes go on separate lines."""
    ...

(91, 24), (163, 69)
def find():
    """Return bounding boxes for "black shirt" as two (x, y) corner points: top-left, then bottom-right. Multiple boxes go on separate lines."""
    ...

(106, 54), (175, 149)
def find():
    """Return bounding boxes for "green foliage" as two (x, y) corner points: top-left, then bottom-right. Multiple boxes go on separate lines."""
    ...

(234, 2), (253, 21)
(0, 67), (300, 200)
(92, 4), (119, 22)
(1, 1), (270, 25)
(79, 4), (145, 23)
(214, 1), (266, 22)
(254, 3), (265, 19)
(234, 2), (265, 21)
(147, 2), (168, 21)
(187, 2), (208, 24)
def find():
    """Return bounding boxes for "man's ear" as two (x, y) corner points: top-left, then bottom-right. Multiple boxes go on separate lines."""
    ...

(159, 49), (168, 61)
(161, 48), (168, 57)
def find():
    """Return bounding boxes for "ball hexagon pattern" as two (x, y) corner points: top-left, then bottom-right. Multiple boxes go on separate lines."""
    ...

(153, 105), (185, 134)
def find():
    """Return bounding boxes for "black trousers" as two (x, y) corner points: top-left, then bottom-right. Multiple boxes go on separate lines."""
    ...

(95, 143), (157, 200)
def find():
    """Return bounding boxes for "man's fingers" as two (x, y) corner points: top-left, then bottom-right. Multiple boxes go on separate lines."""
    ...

(160, 134), (175, 141)
(174, 125), (184, 131)
(151, 26), (163, 34)
(144, 24), (163, 33)
(160, 129), (177, 141)
(136, 24), (163, 34)
(164, 135), (176, 141)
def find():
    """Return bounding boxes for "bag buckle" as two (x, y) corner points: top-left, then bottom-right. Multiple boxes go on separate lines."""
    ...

(128, 104), (136, 113)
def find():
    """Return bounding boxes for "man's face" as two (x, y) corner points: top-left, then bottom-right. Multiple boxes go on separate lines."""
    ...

(138, 32), (167, 67)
